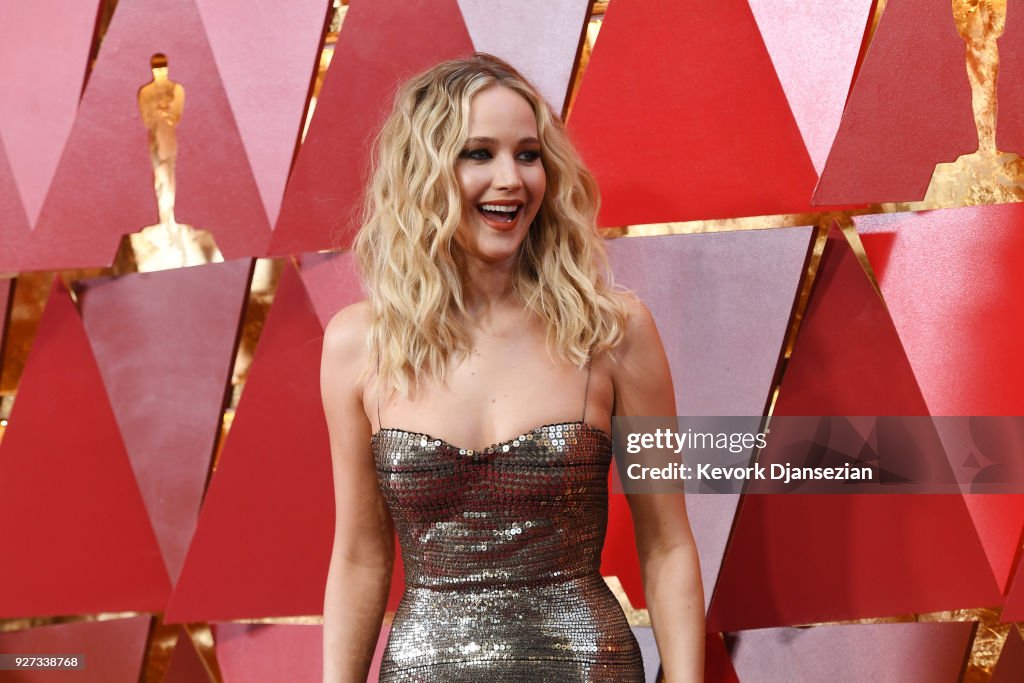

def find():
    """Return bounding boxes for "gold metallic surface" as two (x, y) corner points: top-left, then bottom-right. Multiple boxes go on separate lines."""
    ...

(184, 623), (223, 683)
(0, 272), (53, 398)
(0, 612), (143, 633)
(925, 0), (1024, 206)
(126, 55), (223, 273)
(564, 2), (605, 120)
(140, 615), (179, 683)
(229, 258), (282, 390)
(303, 2), (347, 143)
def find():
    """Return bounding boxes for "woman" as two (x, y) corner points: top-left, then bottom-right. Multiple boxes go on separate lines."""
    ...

(321, 54), (704, 682)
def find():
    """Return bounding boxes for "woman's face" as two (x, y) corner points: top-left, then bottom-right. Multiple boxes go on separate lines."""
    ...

(454, 85), (546, 266)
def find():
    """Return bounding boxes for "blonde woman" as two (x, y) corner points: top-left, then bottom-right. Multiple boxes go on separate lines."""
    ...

(321, 54), (704, 682)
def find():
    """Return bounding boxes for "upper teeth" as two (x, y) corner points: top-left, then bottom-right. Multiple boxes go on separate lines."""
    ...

(481, 204), (518, 212)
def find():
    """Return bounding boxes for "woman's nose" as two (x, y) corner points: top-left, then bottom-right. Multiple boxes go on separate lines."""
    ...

(493, 155), (523, 190)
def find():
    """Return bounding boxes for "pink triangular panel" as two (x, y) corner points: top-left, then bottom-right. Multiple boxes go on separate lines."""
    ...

(0, 0), (100, 226)
(456, 0), (590, 113)
(605, 228), (812, 610)
(708, 229), (1001, 631)
(166, 264), (332, 621)
(194, 0), (329, 225)
(567, 0), (818, 227)
(270, 0), (474, 254)
(0, 280), (169, 617)
(857, 205), (1024, 592)
(992, 626), (1024, 682)
(0, 136), (30, 272)
(164, 626), (213, 683)
(0, 616), (151, 682)
(813, 0), (977, 204)
(296, 251), (364, 330)
(216, 622), (389, 683)
(75, 260), (252, 583)
(1003, 556), (1024, 620)
(730, 622), (974, 682)
(28, 0), (270, 271)
(747, 0), (873, 174)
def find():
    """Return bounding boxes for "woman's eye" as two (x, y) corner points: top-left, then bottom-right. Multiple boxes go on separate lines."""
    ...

(518, 150), (541, 162)
(460, 148), (491, 160)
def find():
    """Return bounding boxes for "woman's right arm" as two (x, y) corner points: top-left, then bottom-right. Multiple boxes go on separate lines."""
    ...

(320, 303), (395, 682)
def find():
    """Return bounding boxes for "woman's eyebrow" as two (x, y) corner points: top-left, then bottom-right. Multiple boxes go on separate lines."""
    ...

(465, 136), (540, 145)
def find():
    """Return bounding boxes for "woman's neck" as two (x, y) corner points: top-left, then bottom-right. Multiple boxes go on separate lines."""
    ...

(461, 256), (518, 318)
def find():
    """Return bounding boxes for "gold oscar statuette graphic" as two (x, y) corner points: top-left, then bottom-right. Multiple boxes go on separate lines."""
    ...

(924, 0), (1024, 206)
(126, 53), (222, 272)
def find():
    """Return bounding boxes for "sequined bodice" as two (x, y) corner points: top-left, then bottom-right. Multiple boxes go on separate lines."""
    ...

(372, 420), (644, 682)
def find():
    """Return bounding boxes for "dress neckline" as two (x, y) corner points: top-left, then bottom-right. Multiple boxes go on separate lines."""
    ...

(371, 420), (612, 455)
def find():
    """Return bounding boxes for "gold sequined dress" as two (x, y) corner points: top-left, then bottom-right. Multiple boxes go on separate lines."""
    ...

(372, 399), (645, 681)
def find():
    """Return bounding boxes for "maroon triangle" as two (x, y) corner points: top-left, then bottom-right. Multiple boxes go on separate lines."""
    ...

(270, 0), (474, 254)
(0, 279), (169, 617)
(708, 227), (1000, 631)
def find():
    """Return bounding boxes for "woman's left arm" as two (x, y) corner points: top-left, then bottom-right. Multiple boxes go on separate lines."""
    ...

(611, 297), (705, 682)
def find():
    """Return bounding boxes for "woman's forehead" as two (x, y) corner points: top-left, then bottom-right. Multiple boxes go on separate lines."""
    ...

(466, 85), (538, 138)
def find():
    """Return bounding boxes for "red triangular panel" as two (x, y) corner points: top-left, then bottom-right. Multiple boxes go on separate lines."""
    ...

(76, 260), (252, 583)
(708, 228), (1000, 631)
(0, 136), (30, 272)
(730, 621), (974, 681)
(705, 633), (739, 683)
(164, 626), (213, 683)
(270, 0), (474, 254)
(0, 280), (169, 617)
(193, 0), (329, 226)
(747, 0), (873, 174)
(813, 0), (977, 204)
(0, 1), (100, 227)
(992, 626), (1024, 682)
(28, 0), (270, 271)
(166, 263), (332, 621)
(0, 616), (151, 682)
(857, 205), (1024, 593)
(1001, 532), (1024, 620)
(567, 0), (819, 227)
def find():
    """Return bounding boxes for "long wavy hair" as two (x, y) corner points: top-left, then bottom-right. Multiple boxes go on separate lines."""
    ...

(353, 53), (627, 395)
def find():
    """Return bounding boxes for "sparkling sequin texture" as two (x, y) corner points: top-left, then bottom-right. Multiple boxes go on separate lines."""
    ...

(372, 421), (644, 682)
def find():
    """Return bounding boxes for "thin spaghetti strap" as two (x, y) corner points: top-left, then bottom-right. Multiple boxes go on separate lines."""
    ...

(581, 354), (593, 423)
(375, 356), (383, 430)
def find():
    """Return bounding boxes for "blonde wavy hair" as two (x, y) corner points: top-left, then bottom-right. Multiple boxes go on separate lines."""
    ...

(353, 53), (627, 395)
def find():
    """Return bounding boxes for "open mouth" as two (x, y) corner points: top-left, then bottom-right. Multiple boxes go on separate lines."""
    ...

(477, 203), (522, 223)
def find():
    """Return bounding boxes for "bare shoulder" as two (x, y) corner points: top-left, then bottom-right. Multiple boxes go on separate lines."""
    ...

(323, 301), (372, 360)
(608, 292), (675, 416)
(610, 292), (663, 364)
(321, 300), (373, 396)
